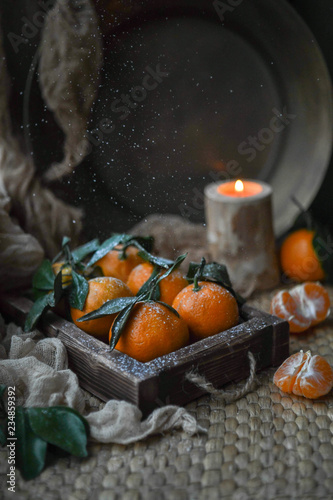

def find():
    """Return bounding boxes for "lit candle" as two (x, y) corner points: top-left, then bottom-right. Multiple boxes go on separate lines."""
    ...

(204, 179), (279, 296)
(217, 179), (263, 198)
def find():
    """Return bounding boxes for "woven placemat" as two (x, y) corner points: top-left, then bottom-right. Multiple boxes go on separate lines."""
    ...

(1, 287), (333, 500)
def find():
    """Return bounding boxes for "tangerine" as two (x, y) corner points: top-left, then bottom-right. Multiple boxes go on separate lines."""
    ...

(127, 262), (188, 305)
(112, 301), (189, 362)
(172, 281), (239, 341)
(71, 277), (133, 341)
(96, 245), (144, 282)
(270, 282), (330, 333)
(51, 262), (73, 318)
(52, 261), (73, 288)
(280, 228), (325, 282)
(273, 350), (333, 399)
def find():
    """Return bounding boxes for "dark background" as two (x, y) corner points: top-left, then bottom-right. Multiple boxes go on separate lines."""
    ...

(289, 0), (333, 235)
(1, 0), (333, 240)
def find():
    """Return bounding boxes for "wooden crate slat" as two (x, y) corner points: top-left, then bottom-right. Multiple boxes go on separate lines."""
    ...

(0, 294), (289, 414)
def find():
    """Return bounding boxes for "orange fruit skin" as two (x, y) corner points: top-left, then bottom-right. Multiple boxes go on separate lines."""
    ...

(274, 350), (333, 399)
(280, 229), (325, 282)
(270, 282), (330, 333)
(96, 246), (145, 282)
(127, 263), (188, 305)
(71, 277), (133, 341)
(112, 301), (190, 362)
(172, 281), (239, 341)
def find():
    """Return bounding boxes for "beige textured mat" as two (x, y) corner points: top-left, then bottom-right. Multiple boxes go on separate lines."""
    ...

(1, 287), (333, 500)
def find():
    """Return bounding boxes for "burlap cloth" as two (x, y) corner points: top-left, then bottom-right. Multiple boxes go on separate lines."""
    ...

(0, 286), (332, 500)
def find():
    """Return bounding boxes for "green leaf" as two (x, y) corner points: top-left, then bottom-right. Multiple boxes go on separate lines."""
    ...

(72, 238), (100, 264)
(129, 236), (154, 253)
(27, 407), (88, 458)
(0, 385), (7, 400)
(0, 385), (7, 419)
(135, 254), (187, 302)
(136, 248), (174, 269)
(33, 288), (49, 301)
(202, 262), (233, 289)
(136, 266), (161, 299)
(69, 271), (89, 310)
(0, 421), (6, 446)
(86, 234), (129, 267)
(157, 254), (187, 282)
(77, 296), (137, 322)
(53, 269), (64, 306)
(24, 292), (55, 332)
(15, 407), (47, 480)
(109, 301), (138, 351)
(32, 260), (55, 291)
(185, 260), (245, 306)
(185, 261), (201, 281)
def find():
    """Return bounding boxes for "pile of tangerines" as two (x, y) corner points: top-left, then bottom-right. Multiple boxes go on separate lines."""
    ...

(26, 234), (242, 363)
(271, 207), (333, 400)
(26, 222), (333, 400)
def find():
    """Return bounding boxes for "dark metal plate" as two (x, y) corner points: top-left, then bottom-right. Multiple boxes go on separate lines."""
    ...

(88, 0), (332, 236)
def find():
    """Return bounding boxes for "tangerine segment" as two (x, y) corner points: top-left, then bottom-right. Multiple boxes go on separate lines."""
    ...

(273, 351), (308, 394)
(296, 354), (333, 398)
(290, 282), (330, 327)
(172, 281), (239, 341)
(280, 229), (325, 282)
(96, 245), (144, 282)
(71, 277), (133, 341)
(127, 263), (188, 305)
(270, 290), (311, 333)
(113, 302), (189, 362)
(274, 350), (333, 399)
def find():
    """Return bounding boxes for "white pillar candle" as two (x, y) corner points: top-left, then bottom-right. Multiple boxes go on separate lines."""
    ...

(204, 179), (280, 296)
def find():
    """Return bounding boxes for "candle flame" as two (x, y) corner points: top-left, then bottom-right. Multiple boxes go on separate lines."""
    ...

(235, 180), (244, 193)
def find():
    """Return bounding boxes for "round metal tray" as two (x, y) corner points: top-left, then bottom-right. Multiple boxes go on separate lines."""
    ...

(88, 0), (332, 236)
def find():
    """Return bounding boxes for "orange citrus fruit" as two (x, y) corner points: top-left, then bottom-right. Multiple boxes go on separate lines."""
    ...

(112, 301), (189, 362)
(96, 245), (145, 282)
(51, 262), (73, 318)
(52, 261), (73, 288)
(270, 282), (330, 333)
(71, 277), (133, 341)
(127, 262), (188, 305)
(172, 281), (239, 341)
(273, 350), (333, 399)
(280, 229), (325, 282)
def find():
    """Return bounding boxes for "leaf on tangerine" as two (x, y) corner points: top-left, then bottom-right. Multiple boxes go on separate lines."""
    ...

(77, 296), (137, 322)
(136, 265), (161, 300)
(69, 271), (89, 310)
(109, 301), (138, 351)
(72, 238), (100, 264)
(86, 233), (130, 267)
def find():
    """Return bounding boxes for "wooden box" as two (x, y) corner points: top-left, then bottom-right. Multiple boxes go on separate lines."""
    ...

(0, 295), (289, 415)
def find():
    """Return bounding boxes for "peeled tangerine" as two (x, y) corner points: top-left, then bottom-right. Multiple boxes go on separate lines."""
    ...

(270, 282), (330, 333)
(273, 350), (333, 399)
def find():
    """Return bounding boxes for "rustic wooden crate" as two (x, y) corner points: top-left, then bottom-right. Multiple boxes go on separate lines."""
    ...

(0, 294), (289, 415)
